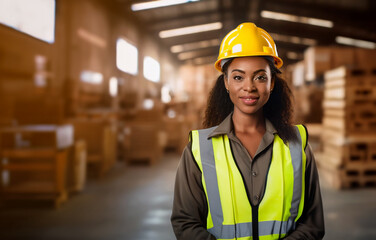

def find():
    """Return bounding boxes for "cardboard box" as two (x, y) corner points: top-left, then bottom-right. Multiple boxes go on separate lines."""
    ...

(305, 47), (332, 81)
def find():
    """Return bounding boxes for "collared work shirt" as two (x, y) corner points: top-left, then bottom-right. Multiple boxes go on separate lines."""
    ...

(171, 114), (325, 240)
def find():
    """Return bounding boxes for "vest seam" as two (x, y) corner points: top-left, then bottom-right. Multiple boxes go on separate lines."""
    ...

(252, 205), (259, 240)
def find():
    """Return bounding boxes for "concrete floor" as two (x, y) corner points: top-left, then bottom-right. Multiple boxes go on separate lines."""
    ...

(0, 152), (375, 240)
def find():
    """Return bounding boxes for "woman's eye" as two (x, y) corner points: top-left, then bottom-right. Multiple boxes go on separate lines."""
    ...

(255, 75), (267, 81)
(233, 76), (242, 81)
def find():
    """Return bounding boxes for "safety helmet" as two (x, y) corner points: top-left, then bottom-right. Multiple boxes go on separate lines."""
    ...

(215, 22), (283, 71)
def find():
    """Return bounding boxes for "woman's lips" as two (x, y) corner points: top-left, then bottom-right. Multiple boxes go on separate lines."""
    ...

(240, 96), (259, 105)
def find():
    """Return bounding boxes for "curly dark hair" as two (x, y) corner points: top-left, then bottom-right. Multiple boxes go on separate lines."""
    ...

(203, 57), (297, 143)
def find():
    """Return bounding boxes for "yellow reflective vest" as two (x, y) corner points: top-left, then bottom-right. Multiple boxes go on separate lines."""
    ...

(191, 125), (307, 240)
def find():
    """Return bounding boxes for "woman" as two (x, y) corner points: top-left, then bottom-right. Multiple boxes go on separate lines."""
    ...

(171, 22), (325, 240)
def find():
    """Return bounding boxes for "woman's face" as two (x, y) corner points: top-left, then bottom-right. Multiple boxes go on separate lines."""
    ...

(224, 57), (274, 117)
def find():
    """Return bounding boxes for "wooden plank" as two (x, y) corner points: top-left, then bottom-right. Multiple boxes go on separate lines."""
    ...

(1, 149), (56, 158)
(66, 140), (86, 192)
(323, 99), (346, 109)
(325, 66), (376, 81)
(323, 114), (376, 135)
(1, 163), (53, 171)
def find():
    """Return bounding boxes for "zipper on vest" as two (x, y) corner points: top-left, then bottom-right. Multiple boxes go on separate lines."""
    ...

(252, 155), (272, 240)
(252, 204), (259, 240)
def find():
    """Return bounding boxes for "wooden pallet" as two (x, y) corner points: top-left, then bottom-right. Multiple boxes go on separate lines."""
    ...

(0, 148), (69, 208)
(122, 121), (163, 165)
(323, 115), (376, 134)
(318, 162), (376, 189)
(324, 66), (376, 83)
(321, 148), (376, 168)
(70, 119), (117, 178)
(324, 66), (376, 110)
(320, 133), (376, 167)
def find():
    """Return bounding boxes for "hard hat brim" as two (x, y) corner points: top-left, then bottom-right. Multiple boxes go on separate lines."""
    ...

(215, 55), (283, 72)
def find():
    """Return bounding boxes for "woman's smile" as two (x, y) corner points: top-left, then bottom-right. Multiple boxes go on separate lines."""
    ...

(240, 95), (259, 105)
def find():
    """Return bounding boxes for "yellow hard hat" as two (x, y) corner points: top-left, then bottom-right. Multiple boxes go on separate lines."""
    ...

(215, 22), (283, 71)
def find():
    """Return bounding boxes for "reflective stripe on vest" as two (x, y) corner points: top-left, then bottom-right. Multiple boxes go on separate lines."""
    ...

(191, 125), (306, 240)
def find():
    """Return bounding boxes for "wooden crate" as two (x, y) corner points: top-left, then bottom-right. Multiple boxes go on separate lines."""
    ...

(304, 47), (360, 81)
(66, 140), (86, 193)
(0, 125), (73, 208)
(304, 46), (333, 81)
(163, 117), (187, 153)
(120, 107), (165, 164)
(14, 97), (65, 125)
(354, 48), (376, 70)
(122, 121), (163, 165)
(293, 84), (324, 124)
(70, 119), (117, 178)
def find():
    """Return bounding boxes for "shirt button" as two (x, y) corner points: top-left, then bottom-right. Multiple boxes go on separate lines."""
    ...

(252, 171), (257, 177)
(254, 195), (260, 201)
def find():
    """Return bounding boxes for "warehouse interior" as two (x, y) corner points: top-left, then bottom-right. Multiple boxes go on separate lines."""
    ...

(0, 0), (376, 239)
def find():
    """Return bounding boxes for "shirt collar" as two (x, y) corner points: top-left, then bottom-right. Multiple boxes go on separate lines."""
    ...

(207, 112), (277, 138)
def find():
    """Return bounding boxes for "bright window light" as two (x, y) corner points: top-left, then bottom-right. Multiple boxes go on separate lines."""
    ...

(161, 85), (172, 103)
(132, 0), (199, 11)
(0, 0), (56, 43)
(116, 38), (138, 75)
(143, 56), (160, 82)
(80, 71), (103, 84)
(336, 36), (376, 49)
(261, 10), (333, 28)
(159, 22), (222, 38)
(143, 99), (154, 110)
(171, 39), (220, 53)
(109, 77), (118, 97)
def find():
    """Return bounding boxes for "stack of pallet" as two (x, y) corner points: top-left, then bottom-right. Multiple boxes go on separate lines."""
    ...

(319, 65), (376, 189)
(121, 108), (165, 165)
(70, 119), (117, 178)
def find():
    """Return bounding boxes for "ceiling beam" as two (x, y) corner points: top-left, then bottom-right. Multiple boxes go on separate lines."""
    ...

(263, 0), (376, 41)
(264, 0), (373, 24)
(258, 19), (335, 45)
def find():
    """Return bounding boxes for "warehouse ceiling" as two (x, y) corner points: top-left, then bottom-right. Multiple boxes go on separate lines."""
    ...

(110, 0), (376, 67)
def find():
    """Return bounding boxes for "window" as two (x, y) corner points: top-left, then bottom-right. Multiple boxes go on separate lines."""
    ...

(0, 0), (56, 43)
(109, 77), (118, 97)
(116, 38), (138, 75)
(80, 70), (103, 84)
(143, 56), (160, 82)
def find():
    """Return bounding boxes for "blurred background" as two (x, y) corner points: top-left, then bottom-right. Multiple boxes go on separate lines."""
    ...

(0, 0), (375, 239)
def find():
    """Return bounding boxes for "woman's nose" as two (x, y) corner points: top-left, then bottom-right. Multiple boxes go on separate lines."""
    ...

(243, 79), (255, 92)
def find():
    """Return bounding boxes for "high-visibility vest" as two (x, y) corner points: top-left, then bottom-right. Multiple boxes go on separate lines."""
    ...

(191, 125), (307, 240)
